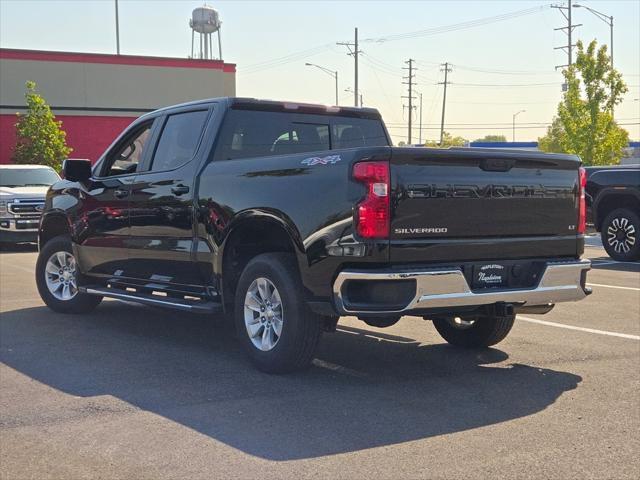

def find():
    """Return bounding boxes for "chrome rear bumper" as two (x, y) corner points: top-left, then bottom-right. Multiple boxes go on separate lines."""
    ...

(333, 259), (591, 315)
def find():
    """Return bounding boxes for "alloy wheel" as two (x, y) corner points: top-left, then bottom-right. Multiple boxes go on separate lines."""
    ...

(45, 251), (78, 301)
(607, 217), (636, 254)
(243, 277), (283, 351)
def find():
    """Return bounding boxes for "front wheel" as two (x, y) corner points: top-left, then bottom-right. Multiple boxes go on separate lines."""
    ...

(35, 235), (102, 314)
(234, 253), (322, 373)
(601, 208), (639, 261)
(432, 314), (515, 348)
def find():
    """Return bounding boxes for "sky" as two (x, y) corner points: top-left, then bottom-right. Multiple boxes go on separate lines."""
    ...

(1, 0), (639, 143)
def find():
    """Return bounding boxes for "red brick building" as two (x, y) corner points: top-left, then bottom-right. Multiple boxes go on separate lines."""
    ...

(0, 48), (236, 164)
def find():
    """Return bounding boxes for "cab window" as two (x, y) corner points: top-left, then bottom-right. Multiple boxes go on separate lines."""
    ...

(103, 122), (153, 177)
(214, 110), (385, 160)
(149, 110), (209, 172)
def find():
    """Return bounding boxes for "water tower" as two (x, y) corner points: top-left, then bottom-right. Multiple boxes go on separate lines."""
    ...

(190, 5), (222, 60)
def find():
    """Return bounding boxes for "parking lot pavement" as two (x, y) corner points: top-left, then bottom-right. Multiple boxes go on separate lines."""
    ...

(1, 245), (639, 479)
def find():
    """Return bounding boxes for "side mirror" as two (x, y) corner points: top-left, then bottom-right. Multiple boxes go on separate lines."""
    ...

(62, 159), (92, 182)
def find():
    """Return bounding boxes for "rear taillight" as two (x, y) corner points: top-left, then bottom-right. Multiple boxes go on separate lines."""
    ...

(353, 161), (390, 239)
(578, 167), (587, 234)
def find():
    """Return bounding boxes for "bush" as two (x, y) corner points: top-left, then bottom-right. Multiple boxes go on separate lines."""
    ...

(12, 81), (72, 170)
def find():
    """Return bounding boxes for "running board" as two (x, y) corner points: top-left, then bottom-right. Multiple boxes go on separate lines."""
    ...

(80, 286), (223, 314)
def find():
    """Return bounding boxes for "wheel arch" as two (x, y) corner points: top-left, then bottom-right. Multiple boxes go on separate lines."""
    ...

(218, 209), (305, 311)
(593, 190), (640, 231)
(38, 211), (72, 249)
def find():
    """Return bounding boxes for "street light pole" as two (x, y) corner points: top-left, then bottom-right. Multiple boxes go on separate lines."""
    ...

(115, 0), (120, 55)
(346, 88), (364, 107)
(305, 63), (339, 105)
(573, 4), (614, 112)
(512, 110), (525, 142)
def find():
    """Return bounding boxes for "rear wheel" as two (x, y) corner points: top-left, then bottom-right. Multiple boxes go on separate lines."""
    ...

(432, 314), (515, 348)
(234, 253), (322, 373)
(36, 235), (102, 314)
(601, 208), (639, 261)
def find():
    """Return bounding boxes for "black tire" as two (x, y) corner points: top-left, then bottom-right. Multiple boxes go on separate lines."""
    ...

(600, 208), (640, 262)
(234, 253), (322, 374)
(36, 235), (102, 314)
(432, 314), (515, 348)
(361, 316), (401, 328)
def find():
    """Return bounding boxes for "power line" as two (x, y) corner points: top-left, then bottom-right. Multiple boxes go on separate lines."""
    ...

(447, 100), (559, 105)
(360, 53), (403, 77)
(362, 5), (549, 43)
(360, 61), (401, 124)
(239, 44), (332, 75)
(451, 64), (560, 76)
(451, 81), (560, 87)
(384, 122), (640, 131)
(385, 118), (640, 126)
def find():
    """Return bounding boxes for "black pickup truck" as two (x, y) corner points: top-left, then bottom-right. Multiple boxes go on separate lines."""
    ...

(585, 165), (640, 261)
(36, 97), (591, 373)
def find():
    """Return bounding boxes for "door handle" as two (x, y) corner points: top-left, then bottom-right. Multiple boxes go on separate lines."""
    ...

(171, 185), (190, 196)
(114, 189), (129, 198)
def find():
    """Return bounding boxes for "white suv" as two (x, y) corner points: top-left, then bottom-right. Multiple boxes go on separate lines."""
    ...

(0, 165), (60, 244)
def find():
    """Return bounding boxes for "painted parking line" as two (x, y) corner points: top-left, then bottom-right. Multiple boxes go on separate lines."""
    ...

(0, 262), (34, 274)
(587, 282), (640, 292)
(518, 316), (640, 340)
(591, 260), (640, 266)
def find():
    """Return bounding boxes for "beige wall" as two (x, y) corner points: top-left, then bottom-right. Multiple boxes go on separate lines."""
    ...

(0, 57), (236, 115)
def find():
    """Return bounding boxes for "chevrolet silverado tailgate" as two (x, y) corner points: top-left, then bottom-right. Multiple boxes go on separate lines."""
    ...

(390, 147), (582, 263)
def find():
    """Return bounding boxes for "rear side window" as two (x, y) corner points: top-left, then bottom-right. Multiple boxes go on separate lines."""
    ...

(150, 110), (208, 171)
(214, 110), (387, 160)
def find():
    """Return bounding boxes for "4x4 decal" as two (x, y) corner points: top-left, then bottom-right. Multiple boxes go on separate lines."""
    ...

(301, 154), (342, 166)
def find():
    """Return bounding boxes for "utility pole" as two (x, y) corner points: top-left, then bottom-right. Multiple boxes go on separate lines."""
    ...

(512, 110), (525, 142)
(553, 3), (581, 70)
(115, 0), (120, 55)
(439, 62), (452, 146)
(354, 28), (358, 108)
(402, 59), (417, 144)
(418, 92), (423, 145)
(337, 28), (361, 107)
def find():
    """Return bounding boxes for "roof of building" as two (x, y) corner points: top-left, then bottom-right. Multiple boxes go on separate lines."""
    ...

(0, 48), (235, 73)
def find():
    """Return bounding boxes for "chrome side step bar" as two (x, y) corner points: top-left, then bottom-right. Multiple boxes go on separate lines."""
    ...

(80, 286), (223, 314)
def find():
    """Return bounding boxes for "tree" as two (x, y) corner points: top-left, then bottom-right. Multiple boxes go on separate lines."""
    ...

(12, 81), (72, 170)
(538, 40), (628, 165)
(425, 131), (468, 148)
(473, 134), (507, 143)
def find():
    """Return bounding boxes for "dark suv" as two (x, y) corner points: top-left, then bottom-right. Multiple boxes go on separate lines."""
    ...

(585, 165), (640, 261)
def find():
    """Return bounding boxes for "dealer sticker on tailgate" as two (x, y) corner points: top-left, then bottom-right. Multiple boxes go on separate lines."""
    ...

(473, 263), (507, 288)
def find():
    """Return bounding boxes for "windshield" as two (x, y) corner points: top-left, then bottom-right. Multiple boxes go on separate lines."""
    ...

(0, 167), (60, 187)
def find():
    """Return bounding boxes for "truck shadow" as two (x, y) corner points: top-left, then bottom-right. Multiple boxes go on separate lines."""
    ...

(0, 302), (581, 461)
(590, 256), (640, 273)
(0, 242), (37, 253)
